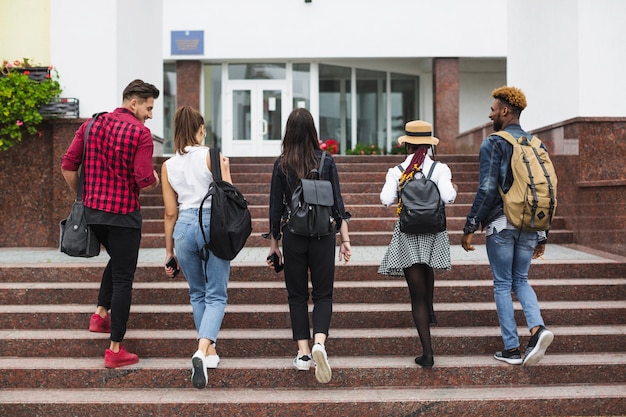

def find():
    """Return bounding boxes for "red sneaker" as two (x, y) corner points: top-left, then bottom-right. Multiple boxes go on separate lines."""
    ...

(104, 346), (139, 369)
(89, 313), (110, 333)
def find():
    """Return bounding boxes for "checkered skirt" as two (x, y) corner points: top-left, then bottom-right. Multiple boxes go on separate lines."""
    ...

(378, 220), (452, 276)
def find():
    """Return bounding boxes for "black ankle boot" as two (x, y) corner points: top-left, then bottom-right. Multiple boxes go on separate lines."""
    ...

(415, 355), (434, 368)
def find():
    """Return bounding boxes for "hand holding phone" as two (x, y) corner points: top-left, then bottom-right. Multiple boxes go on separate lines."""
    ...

(166, 257), (180, 277)
(267, 253), (284, 273)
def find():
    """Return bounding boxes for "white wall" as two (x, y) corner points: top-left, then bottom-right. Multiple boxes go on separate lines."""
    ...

(50, 0), (163, 137)
(507, 0), (626, 130)
(162, 0), (507, 60)
(578, 0), (626, 117)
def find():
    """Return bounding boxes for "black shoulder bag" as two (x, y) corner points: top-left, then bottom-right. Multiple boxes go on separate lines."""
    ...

(59, 114), (104, 257)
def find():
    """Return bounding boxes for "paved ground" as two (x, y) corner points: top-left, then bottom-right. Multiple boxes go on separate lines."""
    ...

(0, 243), (618, 266)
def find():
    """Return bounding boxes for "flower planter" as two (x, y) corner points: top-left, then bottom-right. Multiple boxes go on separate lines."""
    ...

(39, 98), (79, 118)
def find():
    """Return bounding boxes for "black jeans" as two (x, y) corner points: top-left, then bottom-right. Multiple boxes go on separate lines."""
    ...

(282, 229), (335, 341)
(91, 224), (141, 343)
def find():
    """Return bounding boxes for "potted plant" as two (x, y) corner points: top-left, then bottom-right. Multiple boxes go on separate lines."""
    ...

(0, 59), (62, 150)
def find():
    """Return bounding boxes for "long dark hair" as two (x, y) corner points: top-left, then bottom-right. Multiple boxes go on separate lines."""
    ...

(280, 108), (320, 180)
(173, 106), (204, 154)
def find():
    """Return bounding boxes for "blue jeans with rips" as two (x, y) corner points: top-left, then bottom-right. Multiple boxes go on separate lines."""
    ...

(174, 208), (230, 343)
(486, 228), (545, 350)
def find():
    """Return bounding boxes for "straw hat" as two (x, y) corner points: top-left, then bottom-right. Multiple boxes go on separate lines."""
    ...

(397, 120), (439, 146)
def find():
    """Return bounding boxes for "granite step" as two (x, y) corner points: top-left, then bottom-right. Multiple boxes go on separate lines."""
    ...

(1, 384), (623, 417)
(1, 354), (624, 389)
(2, 261), (624, 283)
(2, 278), (623, 305)
(1, 326), (624, 357)
(0, 301), (623, 330)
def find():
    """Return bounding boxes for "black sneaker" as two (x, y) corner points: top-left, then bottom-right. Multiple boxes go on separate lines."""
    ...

(523, 326), (554, 366)
(494, 348), (523, 365)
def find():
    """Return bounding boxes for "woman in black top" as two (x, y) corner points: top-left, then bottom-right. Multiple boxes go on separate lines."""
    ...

(266, 108), (351, 384)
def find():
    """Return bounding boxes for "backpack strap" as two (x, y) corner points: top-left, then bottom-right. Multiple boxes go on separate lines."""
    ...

(209, 147), (222, 181)
(493, 130), (518, 145)
(318, 151), (327, 180)
(199, 148), (221, 265)
(425, 161), (438, 180)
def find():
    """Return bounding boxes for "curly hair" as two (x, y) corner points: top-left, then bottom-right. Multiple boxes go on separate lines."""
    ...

(491, 85), (527, 112)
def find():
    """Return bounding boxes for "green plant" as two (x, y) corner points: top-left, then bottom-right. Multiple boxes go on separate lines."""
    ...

(0, 59), (62, 150)
(389, 142), (406, 155)
(346, 143), (382, 155)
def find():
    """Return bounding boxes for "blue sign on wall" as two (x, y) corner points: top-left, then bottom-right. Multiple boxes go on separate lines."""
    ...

(171, 31), (204, 55)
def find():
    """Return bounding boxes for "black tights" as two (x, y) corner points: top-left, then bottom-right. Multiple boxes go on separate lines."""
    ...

(404, 263), (433, 358)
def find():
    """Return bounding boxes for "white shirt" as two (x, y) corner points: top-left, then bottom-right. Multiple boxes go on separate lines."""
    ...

(380, 154), (457, 207)
(164, 146), (214, 210)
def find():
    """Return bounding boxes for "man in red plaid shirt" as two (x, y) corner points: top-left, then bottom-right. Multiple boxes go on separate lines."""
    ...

(61, 79), (160, 368)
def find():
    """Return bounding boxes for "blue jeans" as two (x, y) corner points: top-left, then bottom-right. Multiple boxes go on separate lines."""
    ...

(486, 228), (544, 350)
(174, 208), (230, 343)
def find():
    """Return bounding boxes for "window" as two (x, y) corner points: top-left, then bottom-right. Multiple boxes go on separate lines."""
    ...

(292, 63), (310, 110)
(228, 63), (286, 80)
(319, 64), (352, 152)
(203, 64), (222, 148)
(357, 68), (386, 151)
(162, 63), (176, 154)
(389, 73), (419, 152)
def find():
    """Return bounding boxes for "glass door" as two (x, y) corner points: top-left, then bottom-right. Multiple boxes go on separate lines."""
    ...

(223, 80), (288, 156)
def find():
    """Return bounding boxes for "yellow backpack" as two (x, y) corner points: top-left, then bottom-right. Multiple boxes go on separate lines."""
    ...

(495, 131), (557, 231)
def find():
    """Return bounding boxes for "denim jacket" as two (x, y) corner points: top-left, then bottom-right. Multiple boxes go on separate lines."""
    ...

(463, 124), (535, 234)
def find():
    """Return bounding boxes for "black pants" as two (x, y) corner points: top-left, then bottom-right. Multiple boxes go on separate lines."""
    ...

(282, 229), (335, 341)
(91, 224), (141, 342)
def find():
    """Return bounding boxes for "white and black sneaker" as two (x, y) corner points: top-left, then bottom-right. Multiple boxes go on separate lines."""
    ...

(191, 350), (208, 389)
(312, 343), (332, 383)
(293, 353), (312, 371)
(494, 348), (523, 365)
(523, 326), (554, 366)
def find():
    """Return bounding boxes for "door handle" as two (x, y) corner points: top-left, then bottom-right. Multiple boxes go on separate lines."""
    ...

(261, 119), (268, 135)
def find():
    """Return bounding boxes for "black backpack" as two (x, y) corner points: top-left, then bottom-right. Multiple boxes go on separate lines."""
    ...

(398, 161), (447, 235)
(285, 152), (335, 238)
(199, 148), (252, 261)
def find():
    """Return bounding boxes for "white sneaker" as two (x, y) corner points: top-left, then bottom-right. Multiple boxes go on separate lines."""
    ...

(191, 350), (207, 389)
(311, 343), (332, 383)
(204, 353), (220, 369)
(293, 353), (312, 371)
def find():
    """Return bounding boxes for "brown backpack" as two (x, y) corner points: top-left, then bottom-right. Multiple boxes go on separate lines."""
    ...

(495, 131), (557, 231)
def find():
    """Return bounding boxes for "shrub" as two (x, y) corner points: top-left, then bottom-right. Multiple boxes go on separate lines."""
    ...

(0, 59), (62, 150)
(346, 143), (383, 155)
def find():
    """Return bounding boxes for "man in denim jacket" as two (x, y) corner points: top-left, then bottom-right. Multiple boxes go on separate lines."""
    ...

(461, 86), (554, 367)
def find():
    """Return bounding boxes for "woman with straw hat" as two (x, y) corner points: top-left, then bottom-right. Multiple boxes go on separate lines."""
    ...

(378, 120), (458, 368)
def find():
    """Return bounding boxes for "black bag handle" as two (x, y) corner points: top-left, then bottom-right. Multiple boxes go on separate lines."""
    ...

(77, 112), (106, 201)
(199, 148), (220, 261)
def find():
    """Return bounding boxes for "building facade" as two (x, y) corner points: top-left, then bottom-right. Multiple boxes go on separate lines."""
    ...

(2, 0), (625, 156)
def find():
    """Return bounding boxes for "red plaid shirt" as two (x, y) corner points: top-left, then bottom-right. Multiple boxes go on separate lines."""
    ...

(61, 108), (156, 214)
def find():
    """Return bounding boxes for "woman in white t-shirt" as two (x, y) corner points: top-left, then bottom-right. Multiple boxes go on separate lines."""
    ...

(161, 106), (232, 389)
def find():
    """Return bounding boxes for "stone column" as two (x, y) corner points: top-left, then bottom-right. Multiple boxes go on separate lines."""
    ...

(176, 61), (202, 109)
(432, 58), (459, 155)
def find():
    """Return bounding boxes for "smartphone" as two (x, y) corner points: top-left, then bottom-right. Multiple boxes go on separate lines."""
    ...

(267, 253), (284, 273)
(166, 257), (180, 277)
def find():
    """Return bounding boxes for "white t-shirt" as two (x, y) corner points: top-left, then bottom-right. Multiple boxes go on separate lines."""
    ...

(165, 146), (214, 210)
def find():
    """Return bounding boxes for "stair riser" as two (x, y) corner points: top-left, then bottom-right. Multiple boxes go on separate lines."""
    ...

(2, 263), (624, 283)
(3, 283), (622, 305)
(2, 334), (624, 357)
(2, 307), (623, 330)
(2, 398), (623, 417)
(228, 171), (480, 184)
(139, 229), (575, 248)
(1, 363), (622, 390)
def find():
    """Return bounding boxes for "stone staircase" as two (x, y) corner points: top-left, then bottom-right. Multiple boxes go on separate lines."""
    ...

(0, 155), (625, 416)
